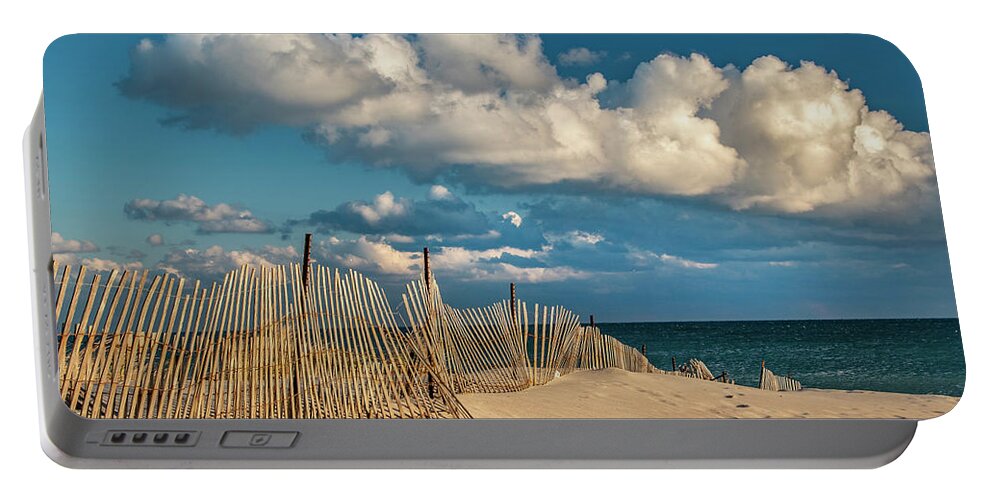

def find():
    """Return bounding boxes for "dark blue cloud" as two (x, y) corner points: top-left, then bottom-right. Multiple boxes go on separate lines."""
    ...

(294, 191), (490, 237)
(124, 194), (274, 234)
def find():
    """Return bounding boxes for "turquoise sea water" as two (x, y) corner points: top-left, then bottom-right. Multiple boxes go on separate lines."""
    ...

(598, 318), (965, 396)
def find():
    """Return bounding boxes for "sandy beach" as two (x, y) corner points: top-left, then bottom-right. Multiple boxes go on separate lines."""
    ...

(458, 368), (959, 419)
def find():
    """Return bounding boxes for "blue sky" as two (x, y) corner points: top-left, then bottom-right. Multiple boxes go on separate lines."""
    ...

(43, 34), (956, 321)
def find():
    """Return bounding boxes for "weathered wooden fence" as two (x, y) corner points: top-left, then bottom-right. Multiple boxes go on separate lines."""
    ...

(53, 254), (705, 419)
(400, 277), (659, 394)
(575, 326), (660, 374)
(674, 358), (716, 380)
(758, 361), (802, 391)
(53, 260), (470, 419)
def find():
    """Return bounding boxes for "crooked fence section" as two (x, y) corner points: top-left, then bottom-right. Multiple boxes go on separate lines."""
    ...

(758, 361), (802, 392)
(575, 326), (660, 374)
(401, 277), (659, 394)
(53, 261), (470, 419)
(674, 358), (715, 380)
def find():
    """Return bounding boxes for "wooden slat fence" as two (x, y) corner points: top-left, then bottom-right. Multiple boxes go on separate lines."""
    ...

(400, 277), (660, 394)
(674, 358), (715, 380)
(575, 326), (660, 374)
(758, 361), (802, 391)
(53, 256), (729, 418)
(53, 261), (470, 419)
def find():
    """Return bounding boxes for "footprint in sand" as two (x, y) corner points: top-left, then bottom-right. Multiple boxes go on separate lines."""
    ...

(736, 404), (750, 408)
(724, 395), (734, 399)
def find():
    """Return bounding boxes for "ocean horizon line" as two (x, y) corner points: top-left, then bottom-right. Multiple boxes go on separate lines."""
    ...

(589, 316), (959, 325)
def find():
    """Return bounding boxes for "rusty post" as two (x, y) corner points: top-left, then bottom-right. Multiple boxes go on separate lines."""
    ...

(641, 344), (646, 356)
(423, 246), (435, 399)
(672, 356), (677, 371)
(589, 314), (595, 329)
(423, 247), (431, 292)
(301, 233), (313, 290)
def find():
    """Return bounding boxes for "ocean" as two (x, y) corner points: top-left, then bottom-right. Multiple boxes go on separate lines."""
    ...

(598, 318), (965, 396)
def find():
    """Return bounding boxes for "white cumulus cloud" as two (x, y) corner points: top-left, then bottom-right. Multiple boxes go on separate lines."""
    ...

(431, 245), (589, 283)
(319, 236), (419, 275)
(51, 232), (99, 253)
(708, 56), (936, 216)
(158, 244), (298, 279)
(428, 185), (455, 201)
(351, 191), (408, 224)
(502, 210), (523, 227)
(558, 47), (606, 66)
(119, 35), (936, 221)
(80, 257), (144, 272)
(53, 252), (143, 272)
(125, 194), (272, 233)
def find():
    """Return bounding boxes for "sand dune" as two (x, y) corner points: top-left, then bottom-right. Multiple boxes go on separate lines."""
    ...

(457, 368), (959, 419)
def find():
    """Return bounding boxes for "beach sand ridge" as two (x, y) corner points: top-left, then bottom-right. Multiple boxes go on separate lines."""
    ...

(458, 368), (958, 419)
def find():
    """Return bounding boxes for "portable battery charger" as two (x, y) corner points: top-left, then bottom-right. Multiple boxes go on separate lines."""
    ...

(25, 34), (964, 468)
